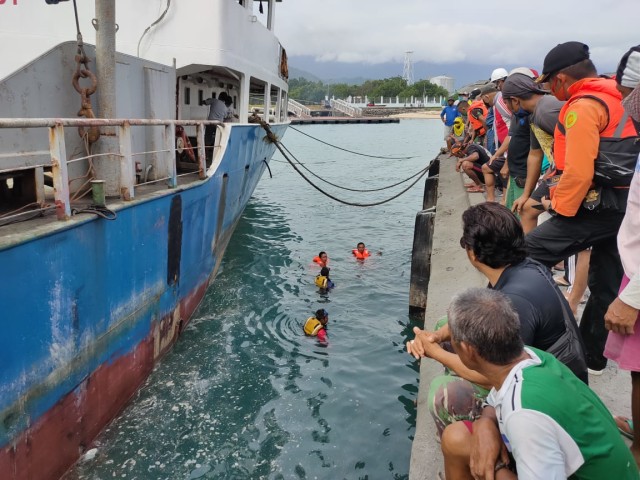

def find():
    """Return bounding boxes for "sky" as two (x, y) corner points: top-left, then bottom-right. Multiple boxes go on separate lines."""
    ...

(256, 0), (638, 87)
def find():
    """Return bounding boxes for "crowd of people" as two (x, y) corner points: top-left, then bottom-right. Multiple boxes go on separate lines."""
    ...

(423, 41), (640, 479)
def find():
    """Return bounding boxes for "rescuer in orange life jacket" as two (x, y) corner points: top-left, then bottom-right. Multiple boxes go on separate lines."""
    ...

(527, 41), (640, 375)
(352, 242), (371, 260)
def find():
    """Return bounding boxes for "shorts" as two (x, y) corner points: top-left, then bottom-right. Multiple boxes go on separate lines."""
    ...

(530, 181), (549, 202)
(485, 156), (505, 174)
(444, 124), (454, 140)
(505, 176), (525, 211)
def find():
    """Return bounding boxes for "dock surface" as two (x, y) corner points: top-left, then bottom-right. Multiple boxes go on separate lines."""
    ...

(409, 152), (633, 479)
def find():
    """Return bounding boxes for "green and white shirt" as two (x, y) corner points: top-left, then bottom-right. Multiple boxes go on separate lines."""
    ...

(487, 347), (639, 480)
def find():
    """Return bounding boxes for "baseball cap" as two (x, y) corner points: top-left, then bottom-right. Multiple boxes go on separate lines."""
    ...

(537, 41), (590, 83)
(509, 67), (537, 78)
(469, 88), (482, 100)
(479, 84), (498, 95)
(502, 73), (548, 100)
(490, 67), (508, 82)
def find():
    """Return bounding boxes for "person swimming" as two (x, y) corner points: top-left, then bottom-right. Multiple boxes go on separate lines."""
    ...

(313, 251), (329, 267)
(315, 267), (335, 290)
(352, 242), (370, 259)
(303, 309), (328, 342)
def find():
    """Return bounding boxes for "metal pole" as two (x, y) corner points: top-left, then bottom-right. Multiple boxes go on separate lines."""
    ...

(95, 0), (116, 121)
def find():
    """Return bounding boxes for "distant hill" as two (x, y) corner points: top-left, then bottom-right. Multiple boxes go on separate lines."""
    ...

(288, 66), (322, 82)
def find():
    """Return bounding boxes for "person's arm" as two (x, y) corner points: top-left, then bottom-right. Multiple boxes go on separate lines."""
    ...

(457, 152), (480, 171)
(512, 148), (543, 214)
(605, 272), (640, 335)
(441, 108), (447, 122)
(202, 97), (213, 106)
(490, 136), (510, 163)
(414, 338), (493, 388)
(551, 99), (608, 216)
(470, 406), (513, 480)
(317, 328), (327, 343)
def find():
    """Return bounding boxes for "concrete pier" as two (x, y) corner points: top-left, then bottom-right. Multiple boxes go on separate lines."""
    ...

(409, 152), (633, 479)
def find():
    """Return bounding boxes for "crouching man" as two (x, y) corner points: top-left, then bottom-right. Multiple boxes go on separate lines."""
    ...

(440, 288), (638, 480)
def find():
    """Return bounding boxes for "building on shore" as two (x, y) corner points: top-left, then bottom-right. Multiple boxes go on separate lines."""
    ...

(429, 75), (455, 94)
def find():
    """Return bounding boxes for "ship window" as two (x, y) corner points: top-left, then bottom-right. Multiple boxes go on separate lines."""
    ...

(184, 87), (191, 105)
(198, 89), (204, 105)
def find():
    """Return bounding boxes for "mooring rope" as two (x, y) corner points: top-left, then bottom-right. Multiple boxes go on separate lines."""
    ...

(258, 121), (432, 207)
(289, 126), (417, 160)
(278, 142), (430, 193)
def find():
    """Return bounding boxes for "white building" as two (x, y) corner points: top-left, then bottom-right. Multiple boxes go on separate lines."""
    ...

(429, 75), (455, 94)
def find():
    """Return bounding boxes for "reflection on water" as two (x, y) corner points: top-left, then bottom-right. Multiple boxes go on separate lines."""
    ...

(65, 120), (443, 479)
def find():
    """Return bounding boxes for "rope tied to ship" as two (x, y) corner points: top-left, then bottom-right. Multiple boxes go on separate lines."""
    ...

(71, 205), (117, 220)
(257, 120), (433, 207)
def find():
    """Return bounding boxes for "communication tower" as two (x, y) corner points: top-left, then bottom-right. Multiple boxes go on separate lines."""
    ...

(402, 51), (414, 86)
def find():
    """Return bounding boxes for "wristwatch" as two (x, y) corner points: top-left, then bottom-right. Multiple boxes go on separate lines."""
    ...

(495, 461), (508, 472)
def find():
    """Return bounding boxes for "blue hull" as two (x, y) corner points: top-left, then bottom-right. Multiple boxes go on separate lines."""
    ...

(0, 122), (287, 479)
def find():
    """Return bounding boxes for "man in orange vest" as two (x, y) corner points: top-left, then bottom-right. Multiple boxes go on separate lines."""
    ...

(526, 42), (639, 374)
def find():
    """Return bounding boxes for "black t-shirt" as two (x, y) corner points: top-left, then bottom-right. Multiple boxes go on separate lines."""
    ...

(506, 115), (531, 178)
(490, 258), (567, 351)
(466, 144), (490, 165)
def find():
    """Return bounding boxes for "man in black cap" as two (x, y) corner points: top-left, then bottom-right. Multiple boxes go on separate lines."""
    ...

(501, 73), (563, 232)
(527, 41), (639, 374)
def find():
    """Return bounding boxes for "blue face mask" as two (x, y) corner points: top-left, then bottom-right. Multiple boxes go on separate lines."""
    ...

(515, 107), (529, 125)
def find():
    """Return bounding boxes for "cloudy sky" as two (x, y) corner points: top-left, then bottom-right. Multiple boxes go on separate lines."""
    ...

(258, 0), (638, 86)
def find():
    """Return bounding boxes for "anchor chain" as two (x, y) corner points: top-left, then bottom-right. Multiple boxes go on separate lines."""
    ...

(71, 0), (100, 145)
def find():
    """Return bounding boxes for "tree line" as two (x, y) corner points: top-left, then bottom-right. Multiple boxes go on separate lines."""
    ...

(288, 77), (450, 103)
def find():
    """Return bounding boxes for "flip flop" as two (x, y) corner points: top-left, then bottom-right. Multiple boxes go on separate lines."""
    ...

(615, 416), (634, 440)
(466, 186), (484, 193)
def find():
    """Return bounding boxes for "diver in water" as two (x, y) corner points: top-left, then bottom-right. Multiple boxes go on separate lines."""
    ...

(303, 309), (329, 342)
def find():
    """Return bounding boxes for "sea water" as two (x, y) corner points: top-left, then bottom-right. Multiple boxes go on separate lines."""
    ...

(65, 119), (445, 480)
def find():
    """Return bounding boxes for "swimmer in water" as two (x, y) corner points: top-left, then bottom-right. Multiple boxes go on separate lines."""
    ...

(313, 251), (328, 268)
(315, 267), (335, 290)
(303, 309), (328, 342)
(352, 242), (371, 259)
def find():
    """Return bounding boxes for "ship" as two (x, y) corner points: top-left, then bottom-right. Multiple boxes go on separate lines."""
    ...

(0, 1), (289, 478)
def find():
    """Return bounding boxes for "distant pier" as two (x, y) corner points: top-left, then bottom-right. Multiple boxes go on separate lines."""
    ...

(290, 116), (400, 125)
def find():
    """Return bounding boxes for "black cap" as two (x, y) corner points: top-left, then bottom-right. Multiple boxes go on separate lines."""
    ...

(469, 88), (481, 100)
(537, 41), (590, 83)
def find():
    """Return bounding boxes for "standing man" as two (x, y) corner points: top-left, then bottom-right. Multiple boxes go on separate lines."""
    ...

(526, 41), (639, 374)
(202, 92), (232, 157)
(440, 97), (461, 147)
(604, 46), (640, 467)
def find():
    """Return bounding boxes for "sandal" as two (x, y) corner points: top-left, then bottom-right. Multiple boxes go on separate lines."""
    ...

(466, 185), (484, 193)
(553, 275), (571, 287)
(615, 416), (634, 440)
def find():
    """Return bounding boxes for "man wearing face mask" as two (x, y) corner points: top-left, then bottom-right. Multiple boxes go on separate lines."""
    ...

(526, 41), (640, 375)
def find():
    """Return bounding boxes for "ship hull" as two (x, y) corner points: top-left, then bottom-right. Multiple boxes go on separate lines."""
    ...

(0, 122), (288, 480)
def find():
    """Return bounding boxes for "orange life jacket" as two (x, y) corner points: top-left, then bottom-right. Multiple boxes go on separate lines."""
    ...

(312, 256), (327, 267)
(467, 100), (487, 136)
(352, 249), (370, 259)
(554, 77), (638, 185)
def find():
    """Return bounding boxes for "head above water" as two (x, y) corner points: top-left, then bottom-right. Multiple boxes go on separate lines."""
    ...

(356, 242), (366, 252)
(318, 251), (328, 261)
(448, 288), (524, 366)
(320, 267), (330, 276)
(315, 308), (329, 324)
(460, 202), (527, 269)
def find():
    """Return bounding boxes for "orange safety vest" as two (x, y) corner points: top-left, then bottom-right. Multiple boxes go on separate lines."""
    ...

(352, 249), (370, 259)
(312, 256), (328, 267)
(467, 100), (487, 136)
(555, 77), (638, 184)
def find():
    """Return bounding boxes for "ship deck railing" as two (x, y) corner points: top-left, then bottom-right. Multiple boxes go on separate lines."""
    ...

(0, 118), (225, 227)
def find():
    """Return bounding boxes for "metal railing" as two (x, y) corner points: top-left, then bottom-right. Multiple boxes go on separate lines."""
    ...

(287, 99), (311, 117)
(0, 118), (223, 222)
(329, 99), (362, 117)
